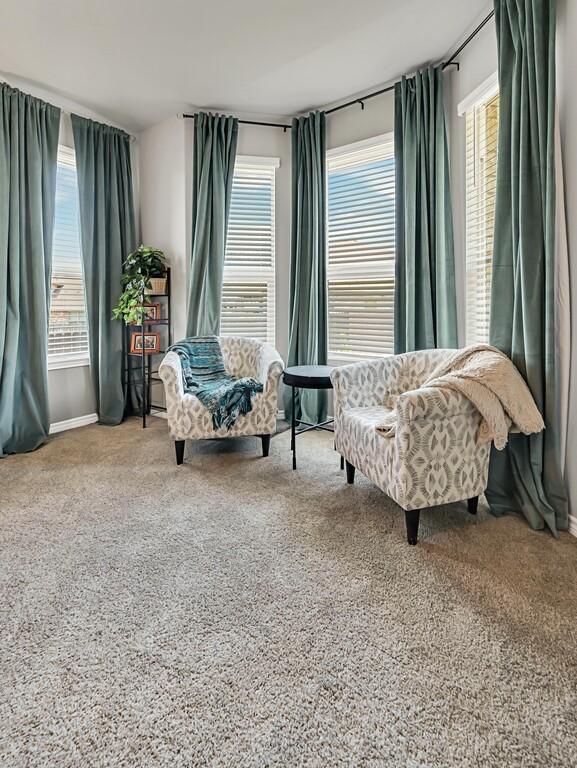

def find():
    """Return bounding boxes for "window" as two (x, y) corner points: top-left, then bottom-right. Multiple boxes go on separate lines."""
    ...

(326, 134), (395, 362)
(221, 156), (278, 344)
(463, 79), (499, 344)
(49, 145), (89, 365)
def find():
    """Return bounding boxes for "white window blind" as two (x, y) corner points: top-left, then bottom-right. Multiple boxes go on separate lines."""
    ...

(327, 134), (395, 361)
(465, 87), (499, 345)
(221, 157), (277, 344)
(49, 146), (89, 361)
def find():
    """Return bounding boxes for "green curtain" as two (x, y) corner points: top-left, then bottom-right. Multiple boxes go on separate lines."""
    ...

(186, 112), (238, 337)
(394, 66), (458, 354)
(285, 111), (328, 424)
(0, 84), (60, 456)
(71, 115), (135, 426)
(486, 0), (567, 536)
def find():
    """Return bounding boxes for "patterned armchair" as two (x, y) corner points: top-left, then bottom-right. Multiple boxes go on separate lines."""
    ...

(159, 337), (284, 464)
(331, 350), (491, 545)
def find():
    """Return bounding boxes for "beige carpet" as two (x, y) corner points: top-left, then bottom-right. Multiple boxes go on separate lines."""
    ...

(1, 417), (576, 767)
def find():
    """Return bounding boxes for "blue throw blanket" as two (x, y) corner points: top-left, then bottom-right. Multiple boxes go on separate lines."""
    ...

(168, 336), (263, 430)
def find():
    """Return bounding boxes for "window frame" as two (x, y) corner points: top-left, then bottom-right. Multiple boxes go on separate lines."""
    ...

(326, 132), (395, 365)
(220, 154), (279, 346)
(48, 144), (89, 371)
(459, 72), (499, 347)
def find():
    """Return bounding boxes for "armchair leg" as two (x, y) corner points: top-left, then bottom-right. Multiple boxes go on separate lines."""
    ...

(175, 440), (185, 465)
(467, 496), (479, 515)
(260, 434), (271, 457)
(405, 509), (420, 545)
(345, 460), (355, 485)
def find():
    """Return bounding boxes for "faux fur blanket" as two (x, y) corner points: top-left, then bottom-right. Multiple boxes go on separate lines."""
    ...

(168, 336), (263, 431)
(376, 344), (544, 449)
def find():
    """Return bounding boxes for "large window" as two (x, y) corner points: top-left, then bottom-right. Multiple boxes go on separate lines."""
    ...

(463, 79), (499, 345)
(49, 145), (89, 365)
(326, 134), (395, 362)
(221, 156), (278, 344)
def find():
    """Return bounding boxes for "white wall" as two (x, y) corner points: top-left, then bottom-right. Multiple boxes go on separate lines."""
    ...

(140, 115), (294, 359)
(138, 100), (397, 366)
(326, 91), (395, 150)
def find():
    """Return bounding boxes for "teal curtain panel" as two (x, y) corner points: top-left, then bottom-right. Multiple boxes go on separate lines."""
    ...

(0, 84), (60, 455)
(71, 115), (136, 426)
(285, 111), (328, 424)
(486, 0), (567, 536)
(394, 65), (458, 354)
(186, 113), (238, 337)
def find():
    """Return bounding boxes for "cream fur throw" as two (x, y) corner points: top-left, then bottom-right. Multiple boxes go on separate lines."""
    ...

(376, 344), (544, 449)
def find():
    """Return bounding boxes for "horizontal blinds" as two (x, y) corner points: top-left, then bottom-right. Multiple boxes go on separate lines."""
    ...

(222, 160), (276, 344)
(49, 146), (89, 357)
(220, 280), (273, 342)
(465, 90), (499, 345)
(328, 277), (394, 361)
(225, 164), (274, 270)
(327, 135), (395, 359)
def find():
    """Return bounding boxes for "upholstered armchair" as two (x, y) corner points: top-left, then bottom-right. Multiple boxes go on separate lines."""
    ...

(331, 350), (491, 545)
(159, 337), (284, 464)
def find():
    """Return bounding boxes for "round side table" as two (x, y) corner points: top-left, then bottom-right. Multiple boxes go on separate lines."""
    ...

(283, 365), (339, 470)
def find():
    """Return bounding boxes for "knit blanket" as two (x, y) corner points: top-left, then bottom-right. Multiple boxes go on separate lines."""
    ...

(168, 336), (263, 430)
(376, 344), (544, 449)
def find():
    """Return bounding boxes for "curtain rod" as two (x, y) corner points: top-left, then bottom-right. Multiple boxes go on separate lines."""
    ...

(182, 114), (291, 131)
(183, 9), (495, 126)
(326, 9), (495, 115)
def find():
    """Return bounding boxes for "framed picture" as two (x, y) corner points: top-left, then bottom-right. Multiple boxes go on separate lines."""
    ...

(130, 331), (161, 354)
(132, 303), (161, 323)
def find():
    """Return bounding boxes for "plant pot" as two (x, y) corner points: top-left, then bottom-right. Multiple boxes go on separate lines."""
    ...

(146, 276), (167, 295)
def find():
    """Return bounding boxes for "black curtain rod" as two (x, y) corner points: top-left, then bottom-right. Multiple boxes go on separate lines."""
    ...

(184, 9), (496, 126)
(182, 114), (291, 131)
(326, 9), (495, 116)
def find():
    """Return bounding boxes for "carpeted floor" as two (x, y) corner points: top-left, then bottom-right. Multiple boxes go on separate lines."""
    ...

(1, 417), (577, 767)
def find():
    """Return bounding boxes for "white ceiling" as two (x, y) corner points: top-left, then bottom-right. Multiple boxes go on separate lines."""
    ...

(1, 0), (489, 132)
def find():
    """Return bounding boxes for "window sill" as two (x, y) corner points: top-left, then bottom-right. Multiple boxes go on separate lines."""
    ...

(48, 354), (90, 371)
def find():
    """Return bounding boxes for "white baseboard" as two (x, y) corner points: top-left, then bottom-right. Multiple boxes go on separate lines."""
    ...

(569, 514), (577, 538)
(49, 413), (98, 434)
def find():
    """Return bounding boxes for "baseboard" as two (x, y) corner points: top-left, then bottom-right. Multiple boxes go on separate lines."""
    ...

(569, 514), (577, 538)
(49, 413), (98, 434)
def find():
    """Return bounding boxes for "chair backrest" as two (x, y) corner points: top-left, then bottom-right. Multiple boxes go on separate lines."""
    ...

(396, 349), (458, 391)
(218, 336), (262, 378)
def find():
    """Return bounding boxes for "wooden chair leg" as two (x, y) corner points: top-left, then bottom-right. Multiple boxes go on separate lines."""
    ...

(260, 434), (271, 457)
(467, 496), (479, 515)
(345, 460), (355, 485)
(405, 509), (420, 545)
(175, 440), (185, 465)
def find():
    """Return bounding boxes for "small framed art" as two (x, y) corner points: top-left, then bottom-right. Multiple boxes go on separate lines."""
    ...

(130, 331), (161, 354)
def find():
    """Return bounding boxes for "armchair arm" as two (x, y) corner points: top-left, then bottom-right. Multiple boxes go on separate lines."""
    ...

(395, 386), (477, 423)
(158, 351), (185, 403)
(257, 343), (284, 388)
(330, 356), (407, 419)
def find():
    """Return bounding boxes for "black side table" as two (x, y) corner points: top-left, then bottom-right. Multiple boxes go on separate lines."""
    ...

(283, 365), (337, 470)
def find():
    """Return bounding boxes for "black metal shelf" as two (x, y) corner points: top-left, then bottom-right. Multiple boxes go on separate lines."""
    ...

(125, 267), (172, 428)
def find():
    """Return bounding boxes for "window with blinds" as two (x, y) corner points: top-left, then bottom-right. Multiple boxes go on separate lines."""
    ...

(465, 87), (499, 345)
(326, 134), (395, 361)
(49, 146), (89, 361)
(221, 157), (277, 344)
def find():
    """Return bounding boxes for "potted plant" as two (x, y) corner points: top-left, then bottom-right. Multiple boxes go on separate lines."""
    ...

(113, 245), (167, 325)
